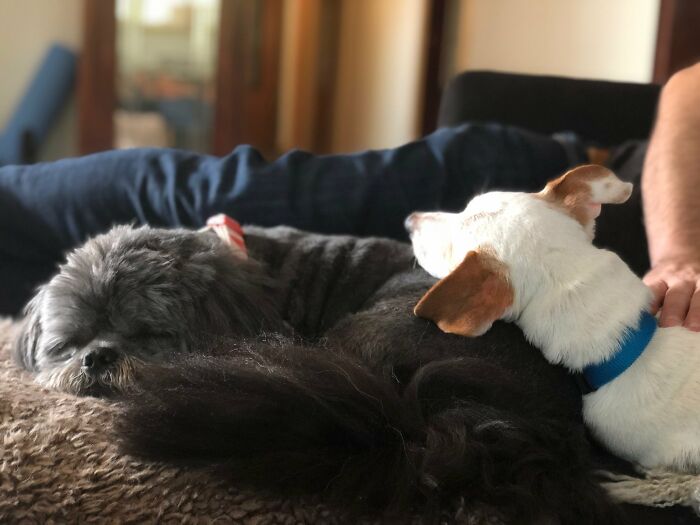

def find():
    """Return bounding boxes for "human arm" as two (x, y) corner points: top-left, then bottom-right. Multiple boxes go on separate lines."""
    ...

(642, 63), (700, 330)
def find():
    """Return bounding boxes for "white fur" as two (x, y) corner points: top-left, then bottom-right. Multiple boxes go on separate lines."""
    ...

(409, 187), (700, 472)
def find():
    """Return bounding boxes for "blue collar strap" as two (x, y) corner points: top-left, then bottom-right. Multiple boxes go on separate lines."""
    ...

(583, 311), (657, 390)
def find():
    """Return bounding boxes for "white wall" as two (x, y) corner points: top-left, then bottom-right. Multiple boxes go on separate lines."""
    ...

(452, 0), (660, 83)
(331, 0), (429, 153)
(0, 0), (83, 161)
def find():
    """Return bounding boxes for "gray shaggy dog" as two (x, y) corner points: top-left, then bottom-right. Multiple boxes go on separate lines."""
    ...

(12, 224), (411, 396)
(13, 223), (625, 524)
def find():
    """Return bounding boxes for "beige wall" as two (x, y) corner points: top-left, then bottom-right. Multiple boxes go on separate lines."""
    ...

(452, 0), (660, 83)
(0, 0), (83, 161)
(331, 0), (429, 153)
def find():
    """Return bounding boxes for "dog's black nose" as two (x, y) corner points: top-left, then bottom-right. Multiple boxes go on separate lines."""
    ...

(82, 347), (118, 372)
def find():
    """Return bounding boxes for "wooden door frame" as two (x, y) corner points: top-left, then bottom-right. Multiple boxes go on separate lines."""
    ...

(420, 0), (448, 135)
(78, 0), (116, 155)
(654, 0), (700, 83)
(213, 0), (283, 156)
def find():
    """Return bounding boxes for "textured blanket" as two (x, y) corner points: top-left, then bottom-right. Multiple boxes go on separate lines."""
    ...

(0, 319), (503, 524)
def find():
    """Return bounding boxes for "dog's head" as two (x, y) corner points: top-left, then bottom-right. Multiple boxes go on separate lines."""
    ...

(406, 165), (632, 337)
(14, 225), (280, 396)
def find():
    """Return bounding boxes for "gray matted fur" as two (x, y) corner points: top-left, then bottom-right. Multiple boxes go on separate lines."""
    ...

(13, 225), (414, 396)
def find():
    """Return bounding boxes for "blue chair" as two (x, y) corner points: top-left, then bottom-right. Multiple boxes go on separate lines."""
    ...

(0, 44), (77, 166)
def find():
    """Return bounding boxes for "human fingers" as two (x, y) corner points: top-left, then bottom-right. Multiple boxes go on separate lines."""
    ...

(643, 277), (668, 315)
(659, 280), (695, 327)
(683, 288), (700, 331)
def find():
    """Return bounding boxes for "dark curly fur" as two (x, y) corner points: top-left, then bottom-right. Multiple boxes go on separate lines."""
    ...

(118, 339), (617, 524)
(16, 223), (623, 523)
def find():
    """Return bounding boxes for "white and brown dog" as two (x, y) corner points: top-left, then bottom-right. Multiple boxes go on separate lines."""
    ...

(407, 164), (700, 473)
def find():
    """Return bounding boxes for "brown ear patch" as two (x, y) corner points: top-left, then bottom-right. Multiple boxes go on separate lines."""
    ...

(538, 164), (611, 227)
(414, 250), (513, 337)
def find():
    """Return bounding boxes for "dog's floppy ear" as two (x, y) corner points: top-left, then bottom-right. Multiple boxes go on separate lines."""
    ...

(414, 250), (513, 337)
(13, 289), (44, 371)
(539, 164), (633, 227)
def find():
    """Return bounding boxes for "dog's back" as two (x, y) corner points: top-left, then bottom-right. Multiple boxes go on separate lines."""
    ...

(243, 225), (417, 337)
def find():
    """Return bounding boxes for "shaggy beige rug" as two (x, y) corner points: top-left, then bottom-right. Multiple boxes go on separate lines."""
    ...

(0, 319), (501, 524)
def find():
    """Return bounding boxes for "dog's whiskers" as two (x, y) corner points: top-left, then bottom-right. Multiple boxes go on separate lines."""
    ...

(101, 355), (146, 394)
(35, 354), (147, 395)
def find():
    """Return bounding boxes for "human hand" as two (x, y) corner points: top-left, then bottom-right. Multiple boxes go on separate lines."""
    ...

(643, 257), (700, 330)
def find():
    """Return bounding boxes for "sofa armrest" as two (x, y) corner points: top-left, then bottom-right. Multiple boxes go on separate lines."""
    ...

(438, 71), (661, 146)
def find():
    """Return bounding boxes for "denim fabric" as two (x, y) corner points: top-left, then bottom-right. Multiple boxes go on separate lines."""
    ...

(0, 123), (574, 314)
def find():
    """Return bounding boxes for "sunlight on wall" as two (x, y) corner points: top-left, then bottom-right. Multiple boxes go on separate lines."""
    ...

(331, 0), (429, 153)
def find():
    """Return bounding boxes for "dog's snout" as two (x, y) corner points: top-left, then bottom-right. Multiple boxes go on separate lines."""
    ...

(82, 346), (118, 372)
(404, 213), (420, 233)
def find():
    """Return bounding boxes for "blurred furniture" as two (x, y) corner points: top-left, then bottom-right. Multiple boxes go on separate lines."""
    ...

(438, 70), (661, 146)
(0, 44), (77, 166)
(114, 110), (170, 149)
(79, 0), (285, 156)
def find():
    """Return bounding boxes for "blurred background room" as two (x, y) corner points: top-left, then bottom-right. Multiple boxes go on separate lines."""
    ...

(0, 0), (699, 165)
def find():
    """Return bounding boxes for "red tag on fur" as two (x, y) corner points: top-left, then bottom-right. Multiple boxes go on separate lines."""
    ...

(204, 214), (247, 259)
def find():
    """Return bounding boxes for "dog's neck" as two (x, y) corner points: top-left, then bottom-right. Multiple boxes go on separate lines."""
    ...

(513, 242), (652, 372)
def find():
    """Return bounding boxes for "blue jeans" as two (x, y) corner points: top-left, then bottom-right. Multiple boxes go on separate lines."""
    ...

(0, 123), (578, 315)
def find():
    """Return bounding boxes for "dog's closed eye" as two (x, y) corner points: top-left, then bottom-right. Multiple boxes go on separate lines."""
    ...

(48, 343), (67, 354)
(46, 342), (73, 359)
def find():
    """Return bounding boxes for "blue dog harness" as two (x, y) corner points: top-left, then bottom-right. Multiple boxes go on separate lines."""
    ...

(582, 311), (658, 390)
